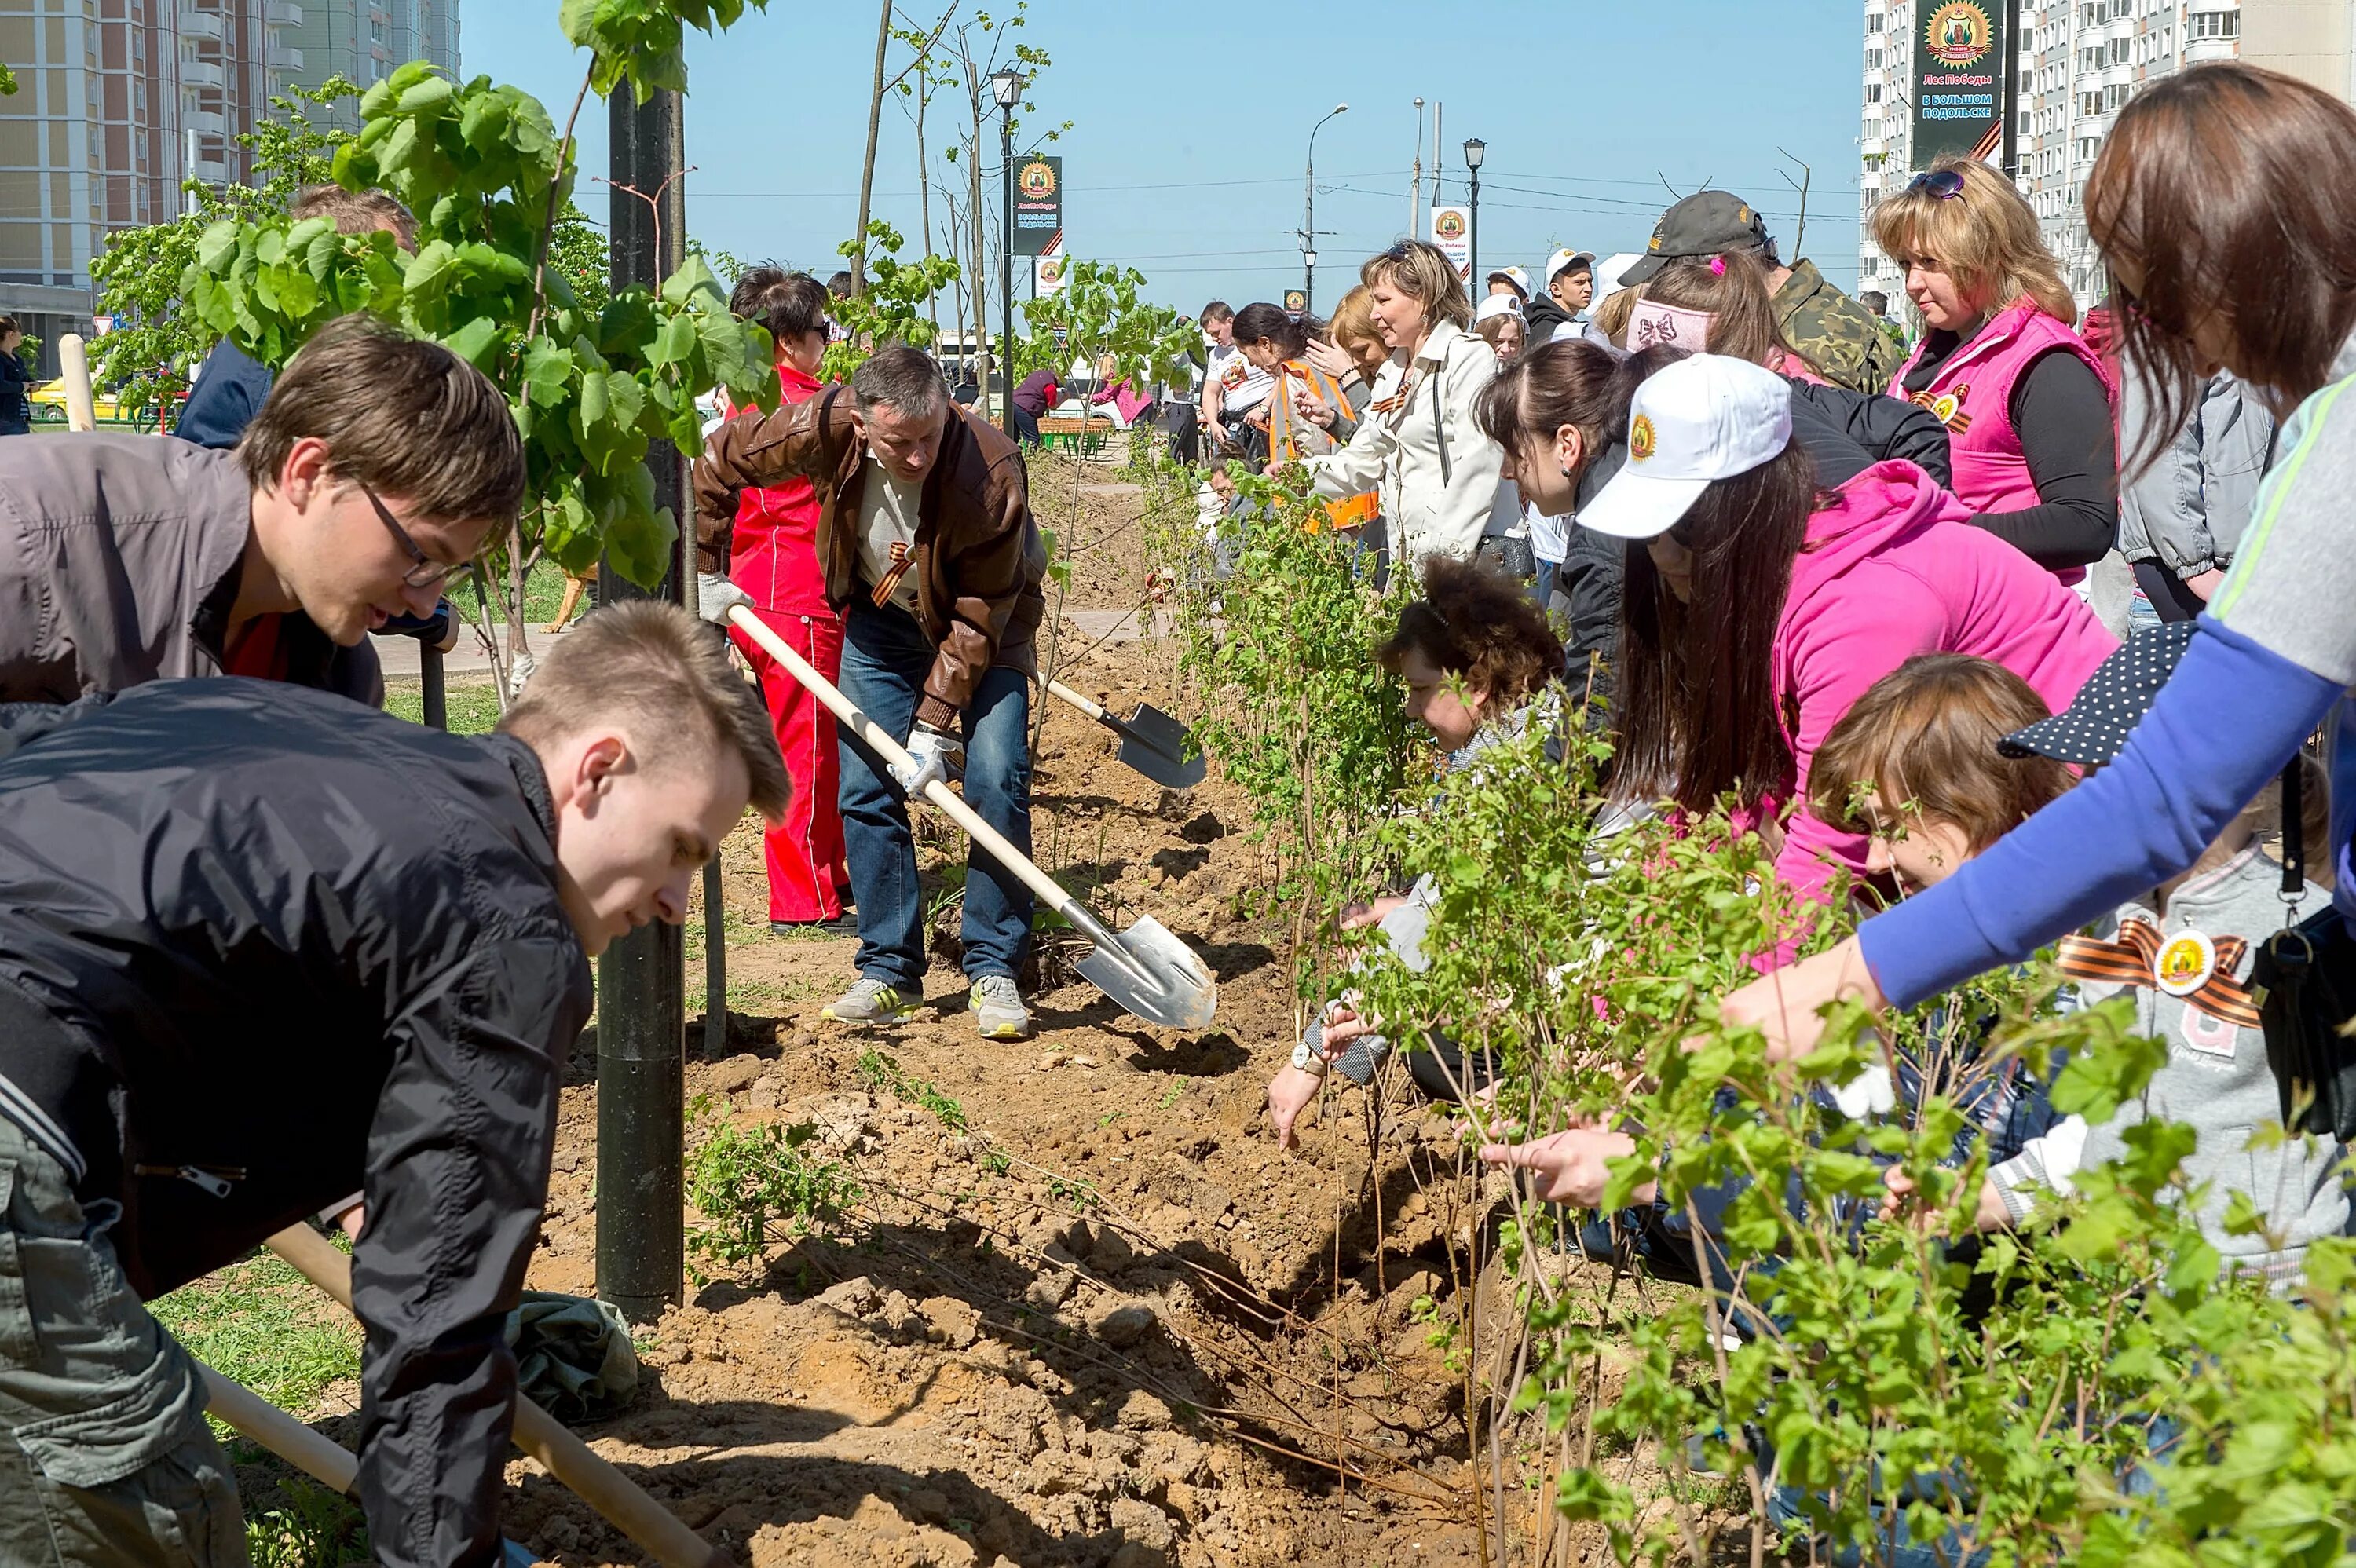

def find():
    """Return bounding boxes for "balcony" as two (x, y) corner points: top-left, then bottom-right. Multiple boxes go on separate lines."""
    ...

(181, 57), (225, 90)
(265, 1), (304, 28)
(1861, 138), (1887, 159)
(181, 105), (226, 136)
(2185, 35), (2237, 63)
(178, 7), (223, 42)
(273, 46), (305, 71)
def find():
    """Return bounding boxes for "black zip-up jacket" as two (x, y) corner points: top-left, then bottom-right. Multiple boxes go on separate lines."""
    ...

(0, 681), (593, 1568)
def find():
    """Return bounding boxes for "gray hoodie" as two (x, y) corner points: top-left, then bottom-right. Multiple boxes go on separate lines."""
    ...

(1993, 846), (2342, 1282)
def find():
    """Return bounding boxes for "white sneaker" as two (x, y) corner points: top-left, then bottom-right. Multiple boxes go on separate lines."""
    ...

(970, 974), (1032, 1040)
(821, 975), (920, 1025)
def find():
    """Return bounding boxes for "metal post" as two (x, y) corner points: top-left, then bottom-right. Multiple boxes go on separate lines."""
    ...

(1999, 0), (2022, 181)
(596, 83), (689, 1325)
(1410, 97), (1425, 237)
(998, 107), (1015, 437)
(1468, 167), (1480, 293)
(420, 642), (446, 732)
(703, 858), (726, 1058)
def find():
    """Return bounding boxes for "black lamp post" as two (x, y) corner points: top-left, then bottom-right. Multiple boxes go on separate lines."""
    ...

(1301, 101), (1346, 313)
(1462, 137), (1486, 293)
(991, 67), (1023, 435)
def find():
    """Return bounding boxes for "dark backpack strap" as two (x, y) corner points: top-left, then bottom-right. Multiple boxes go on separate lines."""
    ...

(2281, 753), (2305, 899)
(1429, 353), (1451, 488)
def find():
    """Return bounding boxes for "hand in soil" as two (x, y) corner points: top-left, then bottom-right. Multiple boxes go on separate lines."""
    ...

(1267, 1065), (1326, 1151)
(1479, 1128), (1648, 1208)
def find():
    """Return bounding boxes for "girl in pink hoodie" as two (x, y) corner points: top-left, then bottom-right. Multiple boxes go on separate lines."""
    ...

(1579, 353), (2116, 905)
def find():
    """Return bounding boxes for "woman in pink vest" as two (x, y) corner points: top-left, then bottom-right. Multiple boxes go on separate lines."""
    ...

(722, 269), (854, 932)
(1579, 353), (2116, 909)
(1872, 156), (2119, 587)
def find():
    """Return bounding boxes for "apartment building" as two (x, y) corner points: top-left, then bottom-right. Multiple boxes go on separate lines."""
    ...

(1858, 0), (2245, 313)
(279, 1), (459, 130)
(0, 0), (456, 370)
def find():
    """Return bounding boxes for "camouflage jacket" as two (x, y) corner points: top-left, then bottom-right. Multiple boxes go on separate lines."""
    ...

(1776, 259), (1904, 396)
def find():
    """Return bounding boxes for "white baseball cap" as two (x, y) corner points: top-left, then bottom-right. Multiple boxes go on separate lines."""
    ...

(1543, 248), (1597, 287)
(1576, 354), (1794, 540)
(1472, 291), (1523, 325)
(1592, 251), (1646, 294)
(1486, 264), (1531, 298)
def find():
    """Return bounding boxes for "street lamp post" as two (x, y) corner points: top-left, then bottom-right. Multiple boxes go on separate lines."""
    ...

(991, 67), (1023, 437)
(1301, 102), (1347, 314)
(1462, 137), (1486, 292)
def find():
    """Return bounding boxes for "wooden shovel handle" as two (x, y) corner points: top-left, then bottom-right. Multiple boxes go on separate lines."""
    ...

(723, 604), (1110, 945)
(199, 1358), (357, 1493)
(58, 333), (96, 433)
(265, 1225), (731, 1568)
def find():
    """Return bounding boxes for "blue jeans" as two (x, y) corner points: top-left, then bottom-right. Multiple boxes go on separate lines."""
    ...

(836, 601), (1034, 992)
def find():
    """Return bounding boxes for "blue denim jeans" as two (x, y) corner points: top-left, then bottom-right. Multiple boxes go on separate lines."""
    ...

(836, 601), (1033, 992)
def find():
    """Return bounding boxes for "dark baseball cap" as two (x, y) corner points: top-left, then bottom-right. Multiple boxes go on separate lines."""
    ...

(1621, 191), (1776, 286)
(1998, 623), (2193, 766)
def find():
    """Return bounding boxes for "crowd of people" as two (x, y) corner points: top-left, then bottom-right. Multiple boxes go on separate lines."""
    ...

(0, 50), (2352, 1564)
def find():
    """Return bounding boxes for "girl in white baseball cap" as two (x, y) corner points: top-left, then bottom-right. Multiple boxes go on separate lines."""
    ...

(1575, 351), (2115, 912)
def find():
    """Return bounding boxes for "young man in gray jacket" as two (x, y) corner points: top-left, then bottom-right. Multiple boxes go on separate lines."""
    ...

(0, 316), (511, 707)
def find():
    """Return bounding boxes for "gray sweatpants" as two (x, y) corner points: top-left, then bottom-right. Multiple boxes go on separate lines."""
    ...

(0, 1117), (248, 1566)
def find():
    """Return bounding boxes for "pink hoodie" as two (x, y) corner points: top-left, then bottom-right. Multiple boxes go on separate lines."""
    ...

(1769, 459), (2118, 904)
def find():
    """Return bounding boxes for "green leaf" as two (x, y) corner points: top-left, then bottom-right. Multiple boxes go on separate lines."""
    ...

(604, 502), (676, 588)
(441, 314), (501, 368)
(648, 311), (697, 367)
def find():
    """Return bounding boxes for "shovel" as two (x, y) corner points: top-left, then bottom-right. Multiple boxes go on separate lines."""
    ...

(1041, 678), (1205, 790)
(198, 1359), (541, 1567)
(726, 605), (1217, 1030)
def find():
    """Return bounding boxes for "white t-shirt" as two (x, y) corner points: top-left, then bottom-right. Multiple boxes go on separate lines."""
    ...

(857, 453), (924, 614)
(1207, 342), (1272, 415)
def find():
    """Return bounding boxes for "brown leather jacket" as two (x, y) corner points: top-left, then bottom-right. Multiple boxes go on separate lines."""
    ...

(695, 388), (1046, 730)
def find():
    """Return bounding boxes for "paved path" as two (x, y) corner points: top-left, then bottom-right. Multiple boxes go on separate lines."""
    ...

(376, 605), (1170, 684)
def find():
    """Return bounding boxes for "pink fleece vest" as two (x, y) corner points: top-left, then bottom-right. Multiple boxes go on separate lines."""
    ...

(1888, 298), (2116, 584)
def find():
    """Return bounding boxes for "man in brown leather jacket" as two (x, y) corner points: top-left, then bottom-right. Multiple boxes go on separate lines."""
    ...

(695, 343), (1048, 1040)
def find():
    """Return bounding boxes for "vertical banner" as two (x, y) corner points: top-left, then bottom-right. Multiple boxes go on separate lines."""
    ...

(1034, 247), (1068, 295)
(1910, 0), (2007, 166)
(1429, 204), (1471, 281)
(1012, 154), (1063, 257)
(1282, 289), (1306, 314)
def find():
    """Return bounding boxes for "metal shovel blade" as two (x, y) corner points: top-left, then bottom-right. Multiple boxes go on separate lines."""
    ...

(1110, 703), (1206, 790)
(1072, 913), (1218, 1030)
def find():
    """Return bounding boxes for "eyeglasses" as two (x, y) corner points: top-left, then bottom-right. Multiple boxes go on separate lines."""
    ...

(1905, 169), (1968, 200)
(357, 480), (474, 592)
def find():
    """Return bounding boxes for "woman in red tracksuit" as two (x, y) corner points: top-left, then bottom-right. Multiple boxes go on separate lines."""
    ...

(723, 269), (854, 930)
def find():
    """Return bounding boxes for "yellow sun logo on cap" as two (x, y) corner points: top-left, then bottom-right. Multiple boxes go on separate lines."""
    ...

(1630, 414), (1656, 462)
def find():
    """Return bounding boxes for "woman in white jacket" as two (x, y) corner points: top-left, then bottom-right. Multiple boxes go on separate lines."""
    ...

(1300, 240), (1505, 568)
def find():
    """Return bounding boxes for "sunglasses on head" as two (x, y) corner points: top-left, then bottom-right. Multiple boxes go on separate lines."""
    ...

(1906, 169), (1967, 200)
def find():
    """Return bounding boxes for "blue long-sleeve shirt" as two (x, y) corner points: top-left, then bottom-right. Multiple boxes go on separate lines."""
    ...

(1860, 344), (2356, 1009)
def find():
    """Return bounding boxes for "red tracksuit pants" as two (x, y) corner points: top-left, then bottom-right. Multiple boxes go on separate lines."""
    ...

(730, 607), (849, 923)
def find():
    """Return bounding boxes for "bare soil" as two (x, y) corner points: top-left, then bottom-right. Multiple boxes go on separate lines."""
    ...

(392, 457), (1546, 1566)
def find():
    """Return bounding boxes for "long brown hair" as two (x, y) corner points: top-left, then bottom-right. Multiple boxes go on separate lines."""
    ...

(1870, 155), (2075, 326)
(1613, 438), (1819, 813)
(2087, 63), (2356, 458)
(1645, 252), (1819, 377)
(1472, 337), (1640, 474)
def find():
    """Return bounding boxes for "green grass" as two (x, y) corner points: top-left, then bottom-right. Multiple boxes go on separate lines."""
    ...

(381, 673), (503, 735)
(153, 1248), (363, 1421)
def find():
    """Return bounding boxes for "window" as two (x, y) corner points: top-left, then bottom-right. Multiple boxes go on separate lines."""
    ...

(1867, 46), (1884, 68)
(2189, 12), (2239, 38)
(1866, 83), (1883, 103)
(1868, 9), (1884, 30)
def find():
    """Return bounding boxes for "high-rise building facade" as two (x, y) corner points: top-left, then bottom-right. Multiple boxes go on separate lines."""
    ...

(0, 0), (457, 368)
(278, 1), (459, 130)
(1859, 1), (2245, 314)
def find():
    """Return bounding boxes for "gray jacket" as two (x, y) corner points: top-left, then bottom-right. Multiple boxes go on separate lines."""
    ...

(2117, 370), (2277, 579)
(0, 433), (381, 705)
(1994, 846), (2342, 1282)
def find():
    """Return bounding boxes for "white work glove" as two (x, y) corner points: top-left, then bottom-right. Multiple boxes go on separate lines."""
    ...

(696, 572), (752, 627)
(891, 721), (964, 795)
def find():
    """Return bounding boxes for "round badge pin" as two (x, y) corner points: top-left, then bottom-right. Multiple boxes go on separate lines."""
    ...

(1630, 413), (1656, 462)
(2153, 930), (2217, 998)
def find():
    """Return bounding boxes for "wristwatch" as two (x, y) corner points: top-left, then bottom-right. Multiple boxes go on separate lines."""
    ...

(1290, 1038), (1329, 1076)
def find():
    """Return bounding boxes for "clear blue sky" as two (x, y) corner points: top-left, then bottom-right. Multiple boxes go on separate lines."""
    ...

(463, 2), (1870, 313)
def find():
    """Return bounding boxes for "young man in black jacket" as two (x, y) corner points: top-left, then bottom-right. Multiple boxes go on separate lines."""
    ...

(0, 604), (785, 1568)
